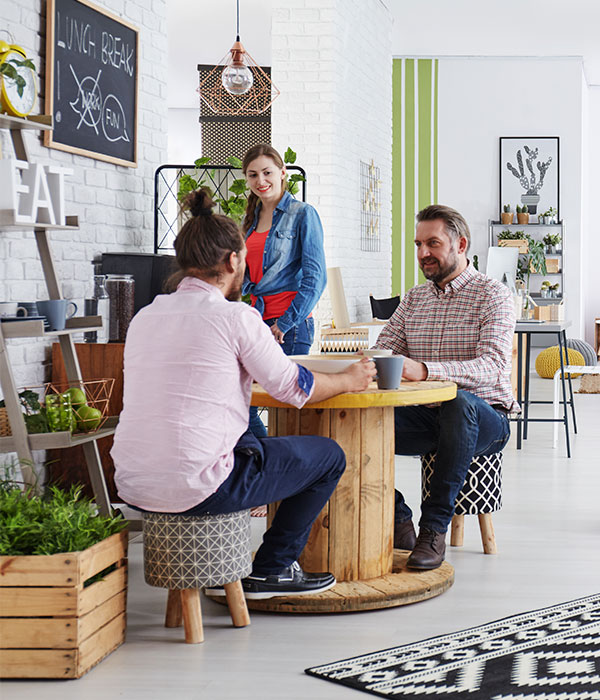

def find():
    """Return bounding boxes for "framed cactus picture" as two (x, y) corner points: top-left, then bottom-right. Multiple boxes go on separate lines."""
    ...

(499, 137), (559, 220)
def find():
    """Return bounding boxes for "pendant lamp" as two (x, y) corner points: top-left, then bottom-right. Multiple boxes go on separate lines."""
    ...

(198, 0), (279, 116)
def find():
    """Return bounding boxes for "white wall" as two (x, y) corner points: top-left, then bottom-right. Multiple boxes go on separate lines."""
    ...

(271, 0), (393, 329)
(389, 0), (600, 346)
(584, 87), (600, 347)
(436, 57), (585, 340)
(0, 0), (169, 390)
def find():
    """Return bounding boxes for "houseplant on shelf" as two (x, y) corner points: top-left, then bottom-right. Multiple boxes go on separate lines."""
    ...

(540, 280), (551, 298)
(516, 204), (529, 225)
(501, 204), (514, 225)
(542, 232), (561, 254)
(516, 234), (547, 316)
(0, 477), (128, 679)
(498, 228), (528, 254)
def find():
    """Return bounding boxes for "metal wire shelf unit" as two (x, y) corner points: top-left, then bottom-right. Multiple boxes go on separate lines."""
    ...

(153, 164), (306, 254)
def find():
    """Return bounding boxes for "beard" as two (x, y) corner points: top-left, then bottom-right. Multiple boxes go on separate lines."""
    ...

(226, 267), (244, 301)
(420, 252), (459, 283)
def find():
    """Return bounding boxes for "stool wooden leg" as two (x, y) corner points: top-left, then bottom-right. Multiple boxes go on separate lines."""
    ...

(450, 515), (464, 546)
(165, 589), (183, 628)
(224, 580), (250, 628)
(181, 589), (204, 643)
(478, 513), (497, 554)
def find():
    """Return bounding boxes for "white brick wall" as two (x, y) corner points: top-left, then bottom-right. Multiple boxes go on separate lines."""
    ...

(0, 0), (168, 392)
(271, 0), (393, 337)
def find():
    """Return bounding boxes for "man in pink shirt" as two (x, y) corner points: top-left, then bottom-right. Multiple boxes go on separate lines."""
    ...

(111, 189), (375, 599)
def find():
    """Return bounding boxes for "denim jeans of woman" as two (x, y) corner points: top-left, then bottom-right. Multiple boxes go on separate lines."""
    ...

(394, 390), (511, 534)
(248, 317), (315, 438)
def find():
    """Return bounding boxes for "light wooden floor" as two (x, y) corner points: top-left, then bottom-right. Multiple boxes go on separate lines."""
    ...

(3, 376), (599, 699)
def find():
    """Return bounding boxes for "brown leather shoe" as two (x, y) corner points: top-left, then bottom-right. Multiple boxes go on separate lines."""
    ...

(394, 519), (417, 550)
(406, 527), (446, 570)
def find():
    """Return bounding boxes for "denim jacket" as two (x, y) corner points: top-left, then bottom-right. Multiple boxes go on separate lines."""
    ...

(242, 190), (327, 335)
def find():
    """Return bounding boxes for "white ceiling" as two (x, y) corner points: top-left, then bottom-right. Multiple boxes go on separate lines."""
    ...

(167, 0), (272, 109)
(167, 0), (600, 110)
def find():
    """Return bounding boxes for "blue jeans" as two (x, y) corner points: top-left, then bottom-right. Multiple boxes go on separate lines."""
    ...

(394, 390), (510, 534)
(248, 317), (315, 438)
(180, 428), (345, 575)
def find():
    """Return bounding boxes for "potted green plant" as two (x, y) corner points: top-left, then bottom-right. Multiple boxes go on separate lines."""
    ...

(540, 280), (551, 298)
(539, 206), (558, 225)
(0, 477), (128, 679)
(542, 232), (561, 253)
(498, 228), (529, 254)
(516, 204), (530, 225)
(501, 204), (514, 225)
(515, 234), (547, 314)
(549, 282), (560, 298)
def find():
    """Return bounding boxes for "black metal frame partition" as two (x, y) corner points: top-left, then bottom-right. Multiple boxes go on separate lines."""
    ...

(154, 164), (306, 254)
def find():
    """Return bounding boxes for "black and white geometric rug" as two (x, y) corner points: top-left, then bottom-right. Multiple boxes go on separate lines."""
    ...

(305, 593), (600, 699)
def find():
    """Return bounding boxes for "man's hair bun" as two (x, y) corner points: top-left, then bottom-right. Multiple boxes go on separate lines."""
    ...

(186, 187), (215, 217)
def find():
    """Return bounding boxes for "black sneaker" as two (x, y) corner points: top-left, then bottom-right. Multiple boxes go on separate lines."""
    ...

(242, 561), (336, 599)
(205, 562), (336, 600)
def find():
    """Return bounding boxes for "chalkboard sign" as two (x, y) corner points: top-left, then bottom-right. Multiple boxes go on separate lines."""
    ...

(44, 0), (138, 167)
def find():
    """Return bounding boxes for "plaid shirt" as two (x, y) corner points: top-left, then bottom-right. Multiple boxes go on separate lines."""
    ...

(376, 264), (519, 412)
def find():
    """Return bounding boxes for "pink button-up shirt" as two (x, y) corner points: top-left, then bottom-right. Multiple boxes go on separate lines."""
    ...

(111, 277), (312, 512)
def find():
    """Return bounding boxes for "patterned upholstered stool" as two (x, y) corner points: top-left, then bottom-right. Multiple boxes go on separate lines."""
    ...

(421, 452), (503, 554)
(143, 509), (252, 643)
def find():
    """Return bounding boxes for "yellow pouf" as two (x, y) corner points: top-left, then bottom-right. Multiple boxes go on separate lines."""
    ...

(535, 346), (585, 379)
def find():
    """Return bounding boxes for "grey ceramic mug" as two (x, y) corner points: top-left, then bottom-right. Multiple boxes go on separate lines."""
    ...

(36, 299), (78, 331)
(374, 355), (405, 390)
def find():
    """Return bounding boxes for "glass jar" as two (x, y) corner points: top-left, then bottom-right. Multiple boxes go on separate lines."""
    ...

(84, 274), (110, 343)
(105, 274), (135, 342)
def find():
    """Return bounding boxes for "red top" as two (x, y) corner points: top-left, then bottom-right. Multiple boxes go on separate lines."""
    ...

(246, 230), (298, 320)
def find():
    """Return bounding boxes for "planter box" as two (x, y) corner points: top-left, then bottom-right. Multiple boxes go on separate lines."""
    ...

(533, 304), (564, 321)
(498, 239), (529, 254)
(0, 530), (128, 679)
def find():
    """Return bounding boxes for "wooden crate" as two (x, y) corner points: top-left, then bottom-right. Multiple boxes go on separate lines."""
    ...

(0, 531), (128, 679)
(498, 239), (528, 254)
(533, 303), (564, 321)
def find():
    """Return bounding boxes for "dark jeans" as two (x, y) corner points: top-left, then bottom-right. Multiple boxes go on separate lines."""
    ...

(181, 428), (345, 575)
(248, 317), (315, 438)
(394, 390), (510, 534)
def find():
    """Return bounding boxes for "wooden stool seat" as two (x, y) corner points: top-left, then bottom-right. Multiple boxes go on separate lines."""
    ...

(143, 510), (252, 643)
(421, 452), (503, 554)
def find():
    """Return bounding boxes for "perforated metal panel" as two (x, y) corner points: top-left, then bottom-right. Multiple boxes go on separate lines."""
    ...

(200, 120), (271, 163)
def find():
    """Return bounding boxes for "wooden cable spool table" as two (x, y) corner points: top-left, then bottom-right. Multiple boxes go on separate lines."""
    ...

(245, 379), (457, 613)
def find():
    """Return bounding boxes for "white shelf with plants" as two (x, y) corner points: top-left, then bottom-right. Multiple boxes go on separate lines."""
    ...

(488, 217), (565, 305)
(0, 116), (114, 515)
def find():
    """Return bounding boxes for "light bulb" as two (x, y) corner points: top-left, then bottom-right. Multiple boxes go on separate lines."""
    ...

(221, 63), (253, 95)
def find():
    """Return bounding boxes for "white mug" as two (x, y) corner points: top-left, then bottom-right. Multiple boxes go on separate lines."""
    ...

(0, 302), (28, 319)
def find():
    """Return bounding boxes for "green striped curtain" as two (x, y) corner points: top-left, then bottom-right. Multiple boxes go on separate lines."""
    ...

(392, 58), (439, 296)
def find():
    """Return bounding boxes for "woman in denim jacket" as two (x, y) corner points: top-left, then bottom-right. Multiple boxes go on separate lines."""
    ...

(242, 144), (327, 440)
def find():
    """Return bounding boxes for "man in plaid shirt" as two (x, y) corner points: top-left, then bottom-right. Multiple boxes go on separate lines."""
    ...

(375, 204), (517, 570)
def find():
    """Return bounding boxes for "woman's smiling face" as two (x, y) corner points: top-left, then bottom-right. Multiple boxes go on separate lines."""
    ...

(245, 155), (286, 204)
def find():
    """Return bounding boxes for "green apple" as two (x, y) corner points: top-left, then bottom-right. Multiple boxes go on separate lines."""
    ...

(75, 405), (103, 431)
(62, 386), (87, 408)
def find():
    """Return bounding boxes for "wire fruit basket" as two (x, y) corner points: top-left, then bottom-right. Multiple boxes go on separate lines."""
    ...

(44, 379), (115, 433)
